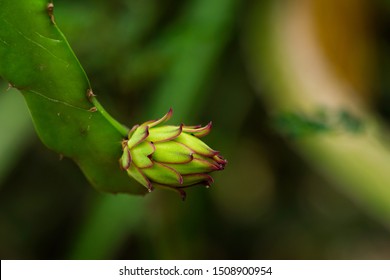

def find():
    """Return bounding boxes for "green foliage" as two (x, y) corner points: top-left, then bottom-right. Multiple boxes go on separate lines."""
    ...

(0, 87), (33, 185)
(0, 0), (145, 194)
(274, 109), (364, 138)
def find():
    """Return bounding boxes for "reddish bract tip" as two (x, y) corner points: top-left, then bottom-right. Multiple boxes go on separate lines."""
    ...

(179, 189), (187, 201)
(145, 108), (173, 128)
(167, 107), (173, 118)
(213, 155), (227, 167)
(145, 177), (154, 192)
(183, 121), (212, 138)
(205, 174), (214, 185)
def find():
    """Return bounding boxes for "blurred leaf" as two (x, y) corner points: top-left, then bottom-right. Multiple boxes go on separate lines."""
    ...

(0, 86), (34, 186)
(148, 0), (239, 121)
(244, 0), (390, 229)
(274, 112), (331, 138)
(273, 109), (364, 138)
(68, 194), (144, 260)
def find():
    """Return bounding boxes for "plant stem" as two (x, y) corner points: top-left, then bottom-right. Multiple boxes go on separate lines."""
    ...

(53, 21), (129, 138)
(92, 98), (129, 137)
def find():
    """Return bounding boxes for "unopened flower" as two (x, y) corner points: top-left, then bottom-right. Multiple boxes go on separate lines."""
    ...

(120, 109), (227, 199)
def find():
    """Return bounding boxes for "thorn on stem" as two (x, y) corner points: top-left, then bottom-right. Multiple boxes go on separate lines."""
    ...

(86, 89), (96, 102)
(6, 83), (14, 91)
(47, 2), (55, 24)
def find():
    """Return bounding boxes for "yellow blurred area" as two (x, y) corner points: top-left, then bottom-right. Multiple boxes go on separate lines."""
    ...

(311, 0), (376, 100)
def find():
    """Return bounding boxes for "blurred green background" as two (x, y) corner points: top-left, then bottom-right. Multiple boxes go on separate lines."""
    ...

(2, 0), (390, 259)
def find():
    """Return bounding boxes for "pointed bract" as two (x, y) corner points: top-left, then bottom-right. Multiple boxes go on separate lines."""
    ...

(174, 133), (219, 157)
(165, 157), (220, 175)
(142, 162), (183, 186)
(143, 108), (173, 127)
(131, 141), (155, 168)
(181, 173), (214, 187)
(127, 125), (149, 149)
(120, 146), (131, 170)
(127, 164), (153, 191)
(152, 141), (193, 164)
(182, 122), (212, 138)
(147, 125), (183, 143)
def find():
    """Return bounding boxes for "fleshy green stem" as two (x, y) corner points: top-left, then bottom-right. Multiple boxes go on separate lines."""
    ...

(0, 0), (145, 194)
(91, 97), (129, 137)
(52, 13), (129, 138)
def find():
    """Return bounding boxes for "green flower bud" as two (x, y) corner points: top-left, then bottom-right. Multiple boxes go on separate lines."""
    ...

(120, 109), (227, 199)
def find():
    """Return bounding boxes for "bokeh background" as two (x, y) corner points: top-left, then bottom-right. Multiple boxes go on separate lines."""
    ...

(2, 0), (390, 259)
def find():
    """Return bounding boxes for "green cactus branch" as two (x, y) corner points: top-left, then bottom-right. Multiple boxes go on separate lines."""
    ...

(0, 0), (146, 195)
